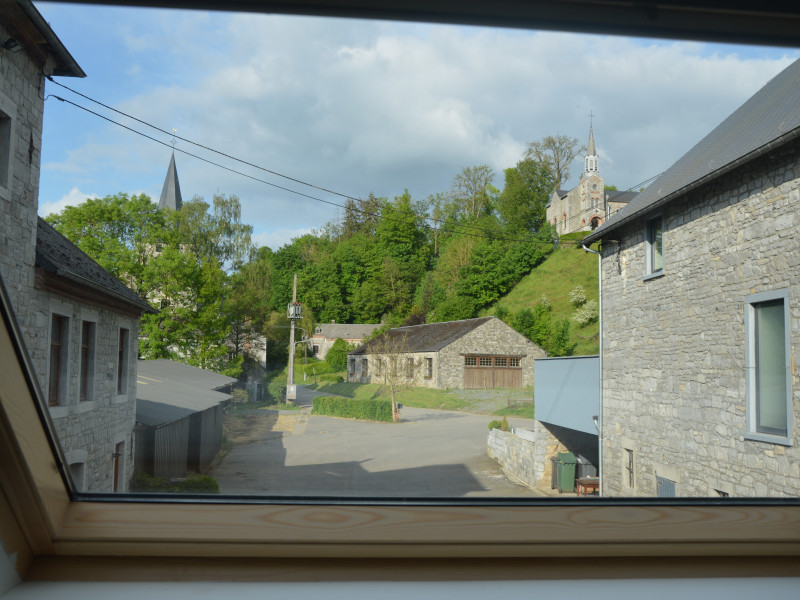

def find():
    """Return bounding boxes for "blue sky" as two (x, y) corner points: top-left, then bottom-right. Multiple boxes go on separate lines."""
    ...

(36, 2), (800, 250)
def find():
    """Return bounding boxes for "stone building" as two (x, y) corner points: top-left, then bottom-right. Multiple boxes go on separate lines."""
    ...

(347, 317), (546, 390)
(546, 127), (637, 235)
(0, 2), (152, 493)
(308, 322), (379, 360)
(583, 58), (800, 497)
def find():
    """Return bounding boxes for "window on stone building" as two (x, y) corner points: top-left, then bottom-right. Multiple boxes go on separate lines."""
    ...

(361, 358), (368, 376)
(48, 314), (69, 407)
(745, 290), (791, 443)
(79, 321), (96, 403)
(116, 328), (130, 395)
(313, 344), (319, 355)
(464, 357), (477, 366)
(509, 358), (521, 367)
(479, 357), (492, 367)
(644, 215), (664, 276)
(425, 357), (432, 378)
(406, 357), (414, 377)
(625, 449), (634, 489)
(656, 475), (676, 498)
(0, 107), (10, 191)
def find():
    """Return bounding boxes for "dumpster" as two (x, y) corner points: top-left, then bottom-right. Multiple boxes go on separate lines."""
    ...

(576, 454), (597, 479)
(557, 452), (577, 493)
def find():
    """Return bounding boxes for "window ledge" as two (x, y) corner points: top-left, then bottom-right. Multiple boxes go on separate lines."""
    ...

(642, 271), (665, 281)
(77, 400), (96, 414)
(48, 405), (68, 419)
(744, 432), (792, 447)
(112, 394), (128, 405)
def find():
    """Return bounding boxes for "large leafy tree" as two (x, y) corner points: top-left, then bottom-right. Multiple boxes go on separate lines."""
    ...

(525, 135), (585, 188)
(497, 159), (554, 234)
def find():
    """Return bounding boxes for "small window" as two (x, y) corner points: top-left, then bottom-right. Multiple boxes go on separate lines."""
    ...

(656, 475), (676, 498)
(479, 357), (492, 367)
(0, 108), (10, 190)
(117, 328), (130, 395)
(464, 357), (477, 366)
(425, 357), (432, 378)
(495, 357), (507, 367)
(313, 345), (319, 355)
(361, 358), (368, 376)
(79, 321), (96, 402)
(625, 449), (634, 489)
(48, 314), (69, 407)
(405, 357), (414, 377)
(745, 291), (791, 443)
(645, 215), (664, 276)
(509, 358), (521, 368)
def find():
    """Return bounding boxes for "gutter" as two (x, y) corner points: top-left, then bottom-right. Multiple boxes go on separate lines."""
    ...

(17, 0), (86, 77)
(581, 242), (603, 497)
(583, 124), (800, 244)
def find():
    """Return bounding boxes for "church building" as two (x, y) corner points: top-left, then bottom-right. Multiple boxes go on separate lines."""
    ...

(546, 127), (636, 235)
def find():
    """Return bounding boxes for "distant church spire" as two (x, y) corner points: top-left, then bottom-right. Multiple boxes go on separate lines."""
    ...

(158, 151), (183, 211)
(584, 115), (599, 176)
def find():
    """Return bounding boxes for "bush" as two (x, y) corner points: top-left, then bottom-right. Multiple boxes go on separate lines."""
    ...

(569, 285), (586, 306)
(488, 419), (502, 430)
(326, 338), (350, 371)
(263, 370), (287, 404)
(488, 417), (510, 431)
(571, 300), (598, 326)
(312, 395), (392, 422)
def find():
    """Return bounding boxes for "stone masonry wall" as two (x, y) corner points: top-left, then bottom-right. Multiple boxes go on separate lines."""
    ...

(487, 427), (540, 489)
(439, 318), (545, 389)
(601, 138), (800, 497)
(0, 20), (45, 337)
(31, 289), (139, 493)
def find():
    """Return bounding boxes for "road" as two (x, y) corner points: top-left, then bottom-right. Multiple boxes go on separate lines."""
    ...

(213, 385), (544, 498)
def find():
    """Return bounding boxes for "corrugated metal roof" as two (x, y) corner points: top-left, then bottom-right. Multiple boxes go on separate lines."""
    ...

(35, 218), (155, 314)
(585, 58), (800, 243)
(349, 317), (493, 355)
(137, 359), (237, 392)
(135, 399), (194, 427)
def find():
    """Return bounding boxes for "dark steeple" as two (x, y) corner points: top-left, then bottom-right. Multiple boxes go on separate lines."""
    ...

(158, 152), (183, 211)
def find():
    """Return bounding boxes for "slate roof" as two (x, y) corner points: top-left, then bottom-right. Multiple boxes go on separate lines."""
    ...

(605, 190), (638, 204)
(136, 359), (237, 427)
(313, 323), (380, 340)
(158, 152), (183, 211)
(35, 218), (154, 314)
(585, 58), (800, 243)
(349, 317), (493, 355)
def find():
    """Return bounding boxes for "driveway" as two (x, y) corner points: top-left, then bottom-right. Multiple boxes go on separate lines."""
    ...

(212, 387), (544, 498)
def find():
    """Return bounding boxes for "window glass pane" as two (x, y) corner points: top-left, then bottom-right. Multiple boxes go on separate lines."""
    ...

(755, 300), (787, 434)
(649, 219), (663, 272)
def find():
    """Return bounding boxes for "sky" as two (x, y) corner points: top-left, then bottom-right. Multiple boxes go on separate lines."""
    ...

(35, 2), (800, 250)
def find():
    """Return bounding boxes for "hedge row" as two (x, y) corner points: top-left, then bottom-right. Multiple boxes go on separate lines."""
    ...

(311, 395), (392, 422)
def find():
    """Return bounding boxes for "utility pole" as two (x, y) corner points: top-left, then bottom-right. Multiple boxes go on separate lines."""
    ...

(286, 273), (301, 404)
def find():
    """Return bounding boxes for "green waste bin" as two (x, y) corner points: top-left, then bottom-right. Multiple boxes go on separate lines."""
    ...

(557, 452), (577, 493)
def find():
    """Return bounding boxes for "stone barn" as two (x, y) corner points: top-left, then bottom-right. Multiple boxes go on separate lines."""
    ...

(347, 317), (545, 390)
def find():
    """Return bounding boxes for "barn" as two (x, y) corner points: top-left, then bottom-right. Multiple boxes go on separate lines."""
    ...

(347, 317), (546, 390)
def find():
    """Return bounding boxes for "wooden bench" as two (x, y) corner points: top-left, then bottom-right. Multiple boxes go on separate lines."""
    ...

(576, 477), (599, 496)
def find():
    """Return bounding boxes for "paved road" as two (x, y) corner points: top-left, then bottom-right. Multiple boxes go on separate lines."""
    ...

(213, 386), (543, 498)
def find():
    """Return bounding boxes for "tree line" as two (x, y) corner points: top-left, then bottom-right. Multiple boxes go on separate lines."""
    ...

(46, 135), (584, 376)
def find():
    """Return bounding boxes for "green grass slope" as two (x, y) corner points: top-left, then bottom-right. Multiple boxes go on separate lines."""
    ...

(483, 232), (600, 355)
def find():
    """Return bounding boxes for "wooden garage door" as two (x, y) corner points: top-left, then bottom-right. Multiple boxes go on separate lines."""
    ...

(463, 356), (522, 388)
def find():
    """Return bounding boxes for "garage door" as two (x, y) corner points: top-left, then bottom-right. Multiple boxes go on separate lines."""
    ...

(463, 356), (522, 388)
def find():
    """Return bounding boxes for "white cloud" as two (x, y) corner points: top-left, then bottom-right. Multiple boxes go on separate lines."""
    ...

(36, 7), (800, 239)
(38, 188), (99, 218)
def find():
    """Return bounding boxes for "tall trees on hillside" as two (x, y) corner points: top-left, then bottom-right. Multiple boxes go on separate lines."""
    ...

(525, 135), (584, 188)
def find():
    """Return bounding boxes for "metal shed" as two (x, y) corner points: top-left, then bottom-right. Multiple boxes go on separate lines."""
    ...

(136, 360), (236, 480)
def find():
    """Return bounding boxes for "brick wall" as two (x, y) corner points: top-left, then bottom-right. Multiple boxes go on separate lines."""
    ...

(601, 139), (800, 497)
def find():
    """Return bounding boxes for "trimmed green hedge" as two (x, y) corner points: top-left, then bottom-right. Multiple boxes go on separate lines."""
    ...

(311, 395), (392, 422)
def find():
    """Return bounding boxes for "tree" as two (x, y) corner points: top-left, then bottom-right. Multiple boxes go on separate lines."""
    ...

(448, 165), (496, 219)
(497, 159), (554, 233)
(369, 331), (412, 422)
(525, 135), (585, 188)
(325, 338), (350, 372)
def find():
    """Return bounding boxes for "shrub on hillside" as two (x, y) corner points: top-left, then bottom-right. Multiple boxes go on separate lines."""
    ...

(312, 395), (392, 422)
(568, 285), (586, 307)
(571, 300), (598, 326)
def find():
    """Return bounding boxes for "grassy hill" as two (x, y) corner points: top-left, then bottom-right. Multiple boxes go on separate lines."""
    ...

(482, 232), (600, 356)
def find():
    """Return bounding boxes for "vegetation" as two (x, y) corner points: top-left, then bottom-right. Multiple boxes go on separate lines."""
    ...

(325, 338), (351, 371)
(488, 417), (510, 431)
(311, 395), (393, 422)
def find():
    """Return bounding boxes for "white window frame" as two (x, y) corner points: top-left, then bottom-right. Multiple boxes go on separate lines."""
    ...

(744, 289), (792, 446)
(643, 214), (664, 279)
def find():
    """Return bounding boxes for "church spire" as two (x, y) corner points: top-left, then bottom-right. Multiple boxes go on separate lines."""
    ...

(584, 117), (598, 176)
(158, 152), (183, 211)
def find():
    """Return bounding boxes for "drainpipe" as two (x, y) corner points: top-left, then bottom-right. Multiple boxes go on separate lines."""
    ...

(581, 242), (603, 497)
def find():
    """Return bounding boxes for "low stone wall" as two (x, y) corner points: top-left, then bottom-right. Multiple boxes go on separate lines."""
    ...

(487, 427), (540, 489)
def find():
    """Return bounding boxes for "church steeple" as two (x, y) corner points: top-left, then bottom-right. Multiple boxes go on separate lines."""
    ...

(584, 124), (599, 177)
(158, 152), (183, 211)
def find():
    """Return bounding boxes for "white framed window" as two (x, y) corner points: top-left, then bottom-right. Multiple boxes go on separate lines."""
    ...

(644, 215), (664, 277)
(745, 289), (792, 445)
(48, 314), (69, 407)
(116, 328), (130, 395)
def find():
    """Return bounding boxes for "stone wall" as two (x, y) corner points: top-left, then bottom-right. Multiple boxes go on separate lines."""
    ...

(31, 289), (139, 492)
(0, 20), (45, 337)
(601, 138), (800, 497)
(487, 427), (540, 489)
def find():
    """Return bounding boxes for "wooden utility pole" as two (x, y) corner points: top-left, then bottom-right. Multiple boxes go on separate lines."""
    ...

(286, 273), (300, 403)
